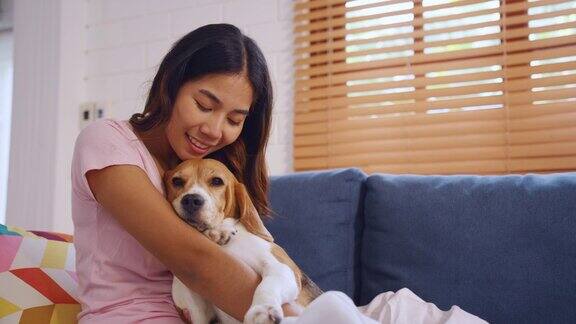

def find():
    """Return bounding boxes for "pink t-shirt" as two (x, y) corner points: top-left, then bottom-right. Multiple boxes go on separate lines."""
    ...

(71, 119), (183, 323)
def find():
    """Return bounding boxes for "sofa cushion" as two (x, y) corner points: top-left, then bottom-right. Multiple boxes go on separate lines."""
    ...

(266, 168), (367, 300)
(360, 173), (576, 323)
(0, 224), (80, 323)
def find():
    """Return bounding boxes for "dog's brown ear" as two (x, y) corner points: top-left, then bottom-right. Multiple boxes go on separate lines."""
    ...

(163, 169), (175, 200)
(234, 181), (273, 242)
(224, 180), (236, 219)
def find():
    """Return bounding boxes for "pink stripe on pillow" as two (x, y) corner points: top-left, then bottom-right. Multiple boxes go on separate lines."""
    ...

(0, 236), (23, 272)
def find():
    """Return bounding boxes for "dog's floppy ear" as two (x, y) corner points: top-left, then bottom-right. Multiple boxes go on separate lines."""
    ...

(234, 181), (273, 243)
(163, 168), (175, 200)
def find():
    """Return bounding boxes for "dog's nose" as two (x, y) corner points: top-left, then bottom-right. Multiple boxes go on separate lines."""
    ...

(181, 194), (205, 213)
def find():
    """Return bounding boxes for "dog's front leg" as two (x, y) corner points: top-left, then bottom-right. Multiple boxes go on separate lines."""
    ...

(172, 277), (219, 324)
(244, 260), (299, 324)
(204, 218), (238, 245)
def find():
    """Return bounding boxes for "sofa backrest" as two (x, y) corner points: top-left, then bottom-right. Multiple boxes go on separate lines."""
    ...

(360, 172), (576, 324)
(266, 168), (367, 300)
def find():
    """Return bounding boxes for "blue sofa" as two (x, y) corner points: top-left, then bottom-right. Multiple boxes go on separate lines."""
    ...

(264, 168), (576, 324)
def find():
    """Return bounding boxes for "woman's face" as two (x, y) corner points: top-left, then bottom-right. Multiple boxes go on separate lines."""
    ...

(165, 73), (254, 160)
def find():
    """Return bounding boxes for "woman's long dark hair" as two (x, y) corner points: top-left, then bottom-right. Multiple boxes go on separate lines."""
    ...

(130, 24), (273, 217)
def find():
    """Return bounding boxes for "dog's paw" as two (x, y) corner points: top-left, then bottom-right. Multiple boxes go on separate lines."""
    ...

(244, 304), (282, 324)
(204, 226), (237, 245)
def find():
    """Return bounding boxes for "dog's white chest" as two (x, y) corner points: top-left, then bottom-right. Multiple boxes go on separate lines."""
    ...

(172, 223), (298, 324)
(221, 223), (273, 273)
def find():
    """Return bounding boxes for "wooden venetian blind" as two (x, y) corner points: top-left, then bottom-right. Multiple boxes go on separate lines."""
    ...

(293, 0), (576, 174)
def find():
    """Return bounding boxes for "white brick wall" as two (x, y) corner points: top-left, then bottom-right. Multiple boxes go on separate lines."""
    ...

(84, 0), (294, 175)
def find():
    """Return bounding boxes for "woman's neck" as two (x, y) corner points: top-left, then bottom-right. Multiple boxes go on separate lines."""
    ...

(135, 123), (181, 172)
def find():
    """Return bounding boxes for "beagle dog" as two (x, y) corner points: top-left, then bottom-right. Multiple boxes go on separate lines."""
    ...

(164, 159), (322, 324)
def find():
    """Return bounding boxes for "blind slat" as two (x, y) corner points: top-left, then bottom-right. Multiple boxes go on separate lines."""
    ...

(295, 102), (576, 135)
(297, 19), (576, 64)
(295, 46), (575, 89)
(297, 36), (574, 79)
(295, 127), (576, 158)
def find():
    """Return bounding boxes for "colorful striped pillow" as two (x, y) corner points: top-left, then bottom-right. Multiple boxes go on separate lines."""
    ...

(0, 224), (80, 323)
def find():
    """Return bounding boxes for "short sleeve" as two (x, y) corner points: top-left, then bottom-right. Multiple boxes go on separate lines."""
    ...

(72, 119), (145, 201)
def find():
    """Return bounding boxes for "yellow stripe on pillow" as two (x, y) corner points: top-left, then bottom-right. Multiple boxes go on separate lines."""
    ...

(0, 297), (21, 318)
(41, 241), (69, 269)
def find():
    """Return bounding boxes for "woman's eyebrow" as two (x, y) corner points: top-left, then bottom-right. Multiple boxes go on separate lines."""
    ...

(199, 89), (250, 115)
(233, 109), (249, 116)
(199, 89), (221, 104)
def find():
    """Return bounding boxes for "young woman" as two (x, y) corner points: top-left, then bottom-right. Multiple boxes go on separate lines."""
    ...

(72, 23), (301, 323)
(71, 23), (486, 324)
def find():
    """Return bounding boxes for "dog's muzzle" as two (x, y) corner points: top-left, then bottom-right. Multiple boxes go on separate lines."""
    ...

(181, 193), (204, 212)
(180, 193), (208, 230)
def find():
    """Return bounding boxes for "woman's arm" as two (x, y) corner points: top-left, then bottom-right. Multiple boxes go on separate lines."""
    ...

(86, 165), (300, 320)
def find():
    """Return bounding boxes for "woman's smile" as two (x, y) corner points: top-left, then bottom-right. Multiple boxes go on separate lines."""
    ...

(186, 133), (211, 155)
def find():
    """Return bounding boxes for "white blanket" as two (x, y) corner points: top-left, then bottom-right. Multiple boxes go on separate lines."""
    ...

(281, 288), (487, 324)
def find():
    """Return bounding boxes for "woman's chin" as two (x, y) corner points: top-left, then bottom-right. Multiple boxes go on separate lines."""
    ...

(177, 143), (220, 160)
(187, 151), (212, 160)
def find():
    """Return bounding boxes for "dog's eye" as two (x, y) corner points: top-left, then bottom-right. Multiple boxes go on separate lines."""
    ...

(172, 177), (185, 188)
(210, 177), (224, 187)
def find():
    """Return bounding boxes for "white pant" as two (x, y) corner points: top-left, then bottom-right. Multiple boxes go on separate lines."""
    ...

(281, 288), (487, 324)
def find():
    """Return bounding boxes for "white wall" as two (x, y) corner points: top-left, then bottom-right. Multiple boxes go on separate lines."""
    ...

(6, 0), (295, 233)
(7, 0), (61, 232)
(53, 0), (87, 233)
(0, 0), (14, 225)
(6, 0), (85, 232)
(0, 31), (12, 224)
(85, 0), (294, 175)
